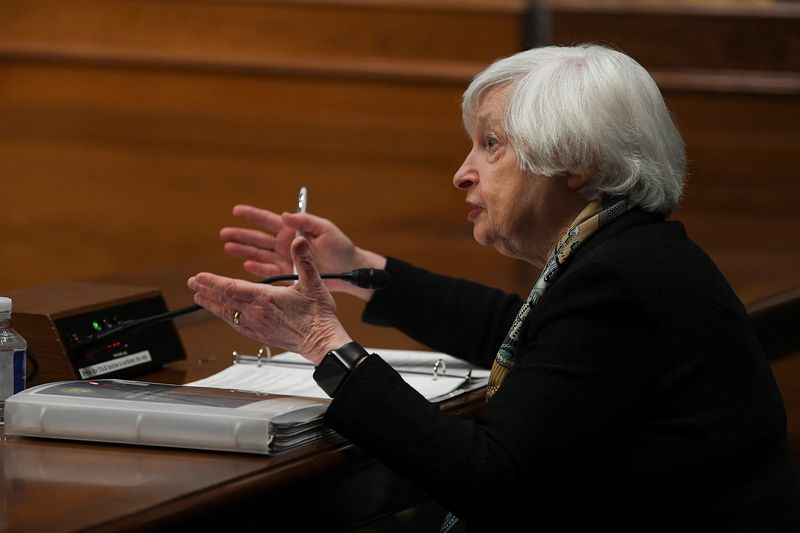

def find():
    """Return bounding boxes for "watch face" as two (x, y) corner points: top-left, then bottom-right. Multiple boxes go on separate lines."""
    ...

(313, 353), (348, 397)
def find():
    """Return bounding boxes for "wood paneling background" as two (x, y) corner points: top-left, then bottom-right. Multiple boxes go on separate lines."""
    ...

(543, 0), (800, 305)
(0, 0), (529, 355)
(1, 0), (798, 359)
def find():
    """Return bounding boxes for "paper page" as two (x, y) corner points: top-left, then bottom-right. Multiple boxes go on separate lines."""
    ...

(269, 349), (490, 380)
(366, 348), (490, 379)
(189, 364), (329, 399)
(188, 349), (480, 401)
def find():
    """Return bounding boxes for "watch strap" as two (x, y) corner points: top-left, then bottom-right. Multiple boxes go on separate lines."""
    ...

(332, 342), (370, 370)
(313, 342), (369, 397)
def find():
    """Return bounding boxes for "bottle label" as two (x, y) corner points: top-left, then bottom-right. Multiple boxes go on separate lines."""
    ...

(13, 349), (25, 394)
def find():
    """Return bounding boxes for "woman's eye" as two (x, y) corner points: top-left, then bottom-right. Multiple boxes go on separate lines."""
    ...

(485, 135), (499, 149)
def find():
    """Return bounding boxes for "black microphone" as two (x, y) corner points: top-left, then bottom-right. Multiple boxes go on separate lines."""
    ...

(72, 269), (390, 353)
(322, 268), (391, 289)
(237, 268), (391, 290)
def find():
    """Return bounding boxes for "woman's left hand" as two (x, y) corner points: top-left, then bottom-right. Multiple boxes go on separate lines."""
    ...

(187, 237), (352, 364)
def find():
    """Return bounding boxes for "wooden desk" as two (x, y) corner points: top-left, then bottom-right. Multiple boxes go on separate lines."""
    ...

(0, 316), (485, 532)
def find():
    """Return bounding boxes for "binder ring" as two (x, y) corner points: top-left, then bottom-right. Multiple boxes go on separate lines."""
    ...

(233, 347), (272, 366)
(433, 359), (447, 381)
(257, 345), (272, 367)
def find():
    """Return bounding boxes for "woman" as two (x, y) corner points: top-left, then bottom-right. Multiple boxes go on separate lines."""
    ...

(188, 45), (799, 531)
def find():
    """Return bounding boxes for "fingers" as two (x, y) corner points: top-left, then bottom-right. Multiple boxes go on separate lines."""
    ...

(192, 291), (240, 326)
(219, 227), (277, 250)
(223, 241), (282, 265)
(188, 273), (260, 309)
(228, 245), (291, 278)
(225, 207), (333, 253)
(242, 260), (286, 279)
(188, 273), (275, 336)
(188, 287), (242, 331)
(290, 237), (325, 294)
(232, 205), (284, 233)
(281, 211), (331, 237)
(231, 205), (325, 236)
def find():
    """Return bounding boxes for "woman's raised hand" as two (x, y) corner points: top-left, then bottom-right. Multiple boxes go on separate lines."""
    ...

(220, 204), (385, 297)
(189, 237), (352, 364)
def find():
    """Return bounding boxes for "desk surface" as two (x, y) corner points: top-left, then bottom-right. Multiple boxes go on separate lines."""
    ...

(1, 316), (485, 532)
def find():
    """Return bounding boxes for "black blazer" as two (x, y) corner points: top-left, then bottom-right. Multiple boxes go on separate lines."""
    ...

(325, 210), (800, 532)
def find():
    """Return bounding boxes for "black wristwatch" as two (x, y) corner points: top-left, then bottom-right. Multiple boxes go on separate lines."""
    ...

(313, 342), (370, 398)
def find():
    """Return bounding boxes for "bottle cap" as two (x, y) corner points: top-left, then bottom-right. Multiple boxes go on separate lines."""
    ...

(0, 297), (10, 318)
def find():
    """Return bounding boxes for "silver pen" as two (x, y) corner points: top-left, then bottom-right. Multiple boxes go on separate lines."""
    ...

(295, 186), (307, 237)
(292, 186), (308, 278)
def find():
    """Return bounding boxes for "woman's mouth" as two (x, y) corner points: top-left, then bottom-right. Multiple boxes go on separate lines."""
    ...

(467, 204), (482, 222)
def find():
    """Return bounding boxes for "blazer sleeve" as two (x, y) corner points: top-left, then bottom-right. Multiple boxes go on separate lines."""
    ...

(362, 257), (524, 367)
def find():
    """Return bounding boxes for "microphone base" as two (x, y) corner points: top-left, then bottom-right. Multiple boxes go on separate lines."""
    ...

(4, 282), (186, 386)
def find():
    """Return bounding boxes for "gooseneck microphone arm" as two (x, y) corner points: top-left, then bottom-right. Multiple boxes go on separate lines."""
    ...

(72, 268), (390, 354)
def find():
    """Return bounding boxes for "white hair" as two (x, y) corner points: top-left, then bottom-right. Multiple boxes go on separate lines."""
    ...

(462, 44), (686, 215)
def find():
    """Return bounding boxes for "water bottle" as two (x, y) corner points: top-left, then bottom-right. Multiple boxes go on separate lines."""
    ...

(0, 297), (26, 423)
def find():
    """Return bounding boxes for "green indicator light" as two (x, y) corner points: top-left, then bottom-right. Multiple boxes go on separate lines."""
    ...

(92, 321), (101, 331)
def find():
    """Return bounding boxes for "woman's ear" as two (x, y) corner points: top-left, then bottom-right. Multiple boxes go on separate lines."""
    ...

(565, 163), (596, 191)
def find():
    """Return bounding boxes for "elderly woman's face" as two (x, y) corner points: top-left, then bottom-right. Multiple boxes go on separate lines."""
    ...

(453, 86), (585, 267)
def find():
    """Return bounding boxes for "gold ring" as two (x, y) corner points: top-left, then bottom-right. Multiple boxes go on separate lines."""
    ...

(233, 310), (241, 326)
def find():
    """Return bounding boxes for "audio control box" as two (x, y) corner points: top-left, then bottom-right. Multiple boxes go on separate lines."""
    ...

(5, 282), (186, 386)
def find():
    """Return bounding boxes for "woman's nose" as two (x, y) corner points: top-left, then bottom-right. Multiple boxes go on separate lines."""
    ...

(453, 156), (477, 190)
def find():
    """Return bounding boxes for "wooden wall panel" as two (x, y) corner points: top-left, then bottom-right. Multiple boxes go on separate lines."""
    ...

(0, 0), (529, 354)
(543, 0), (800, 72)
(2, 0), (798, 359)
(543, 0), (800, 303)
(669, 90), (800, 303)
(0, 0), (524, 80)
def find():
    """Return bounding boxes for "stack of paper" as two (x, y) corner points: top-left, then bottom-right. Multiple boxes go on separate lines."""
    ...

(5, 380), (332, 455)
(188, 348), (489, 402)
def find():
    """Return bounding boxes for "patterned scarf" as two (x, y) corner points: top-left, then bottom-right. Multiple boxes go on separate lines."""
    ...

(486, 195), (629, 400)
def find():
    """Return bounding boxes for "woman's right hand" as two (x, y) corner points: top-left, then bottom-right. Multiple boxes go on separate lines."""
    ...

(220, 204), (386, 299)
